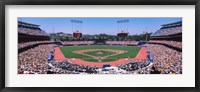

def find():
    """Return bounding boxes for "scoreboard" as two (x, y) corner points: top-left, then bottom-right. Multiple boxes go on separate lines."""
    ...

(73, 33), (82, 38)
(117, 33), (128, 37)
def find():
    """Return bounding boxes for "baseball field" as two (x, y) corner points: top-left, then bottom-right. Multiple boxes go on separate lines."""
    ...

(59, 45), (141, 62)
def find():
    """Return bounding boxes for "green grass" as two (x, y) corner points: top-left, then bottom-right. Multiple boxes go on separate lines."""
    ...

(59, 45), (141, 62)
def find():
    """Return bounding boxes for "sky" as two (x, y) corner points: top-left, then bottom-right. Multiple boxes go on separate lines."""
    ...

(18, 17), (182, 35)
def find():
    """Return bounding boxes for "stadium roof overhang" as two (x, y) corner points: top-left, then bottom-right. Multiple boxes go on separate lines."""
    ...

(18, 21), (40, 27)
(161, 21), (182, 27)
(150, 33), (182, 39)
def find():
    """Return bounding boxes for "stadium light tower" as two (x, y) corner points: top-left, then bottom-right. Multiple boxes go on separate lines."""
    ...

(143, 27), (148, 42)
(71, 20), (83, 32)
(117, 19), (129, 33)
(117, 20), (129, 39)
(146, 27), (148, 42)
(71, 20), (83, 39)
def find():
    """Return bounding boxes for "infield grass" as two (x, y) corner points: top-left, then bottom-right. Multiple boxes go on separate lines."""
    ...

(84, 50), (116, 57)
(59, 45), (141, 62)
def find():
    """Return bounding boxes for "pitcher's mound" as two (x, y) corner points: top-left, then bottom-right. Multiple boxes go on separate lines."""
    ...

(97, 51), (103, 54)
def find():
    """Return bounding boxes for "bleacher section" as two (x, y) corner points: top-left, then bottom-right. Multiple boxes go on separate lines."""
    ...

(106, 41), (139, 45)
(18, 21), (49, 36)
(150, 21), (182, 51)
(149, 40), (182, 49)
(18, 21), (50, 42)
(152, 21), (182, 37)
(18, 21), (51, 52)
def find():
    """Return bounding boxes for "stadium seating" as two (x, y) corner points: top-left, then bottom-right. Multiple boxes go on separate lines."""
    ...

(106, 41), (139, 45)
(149, 40), (182, 49)
(18, 21), (182, 74)
(152, 21), (182, 36)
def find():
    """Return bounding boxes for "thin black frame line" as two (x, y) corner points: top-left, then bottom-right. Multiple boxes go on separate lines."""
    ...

(0, 1), (5, 90)
(195, 1), (200, 89)
(1, 0), (200, 92)
(1, 1), (198, 87)
(0, 0), (199, 5)
(18, 17), (183, 18)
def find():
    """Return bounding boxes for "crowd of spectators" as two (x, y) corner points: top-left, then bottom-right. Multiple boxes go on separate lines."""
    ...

(61, 41), (139, 46)
(18, 44), (57, 74)
(17, 43), (98, 74)
(118, 43), (182, 74)
(106, 41), (139, 45)
(146, 44), (182, 74)
(152, 26), (182, 36)
(118, 60), (152, 74)
(18, 43), (182, 74)
(18, 41), (52, 49)
(62, 41), (94, 45)
(18, 27), (49, 36)
(149, 40), (182, 49)
(48, 60), (98, 74)
(47, 59), (152, 74)
(18, 43), (153, 74)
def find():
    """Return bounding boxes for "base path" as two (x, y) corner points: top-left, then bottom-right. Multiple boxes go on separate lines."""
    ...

(54, 46), (147, 67)
(54, 47), (65, 60)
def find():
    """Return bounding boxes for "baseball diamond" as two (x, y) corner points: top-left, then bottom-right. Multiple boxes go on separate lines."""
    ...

(59, 45), (141, 62)
(54, 45), (147, 67)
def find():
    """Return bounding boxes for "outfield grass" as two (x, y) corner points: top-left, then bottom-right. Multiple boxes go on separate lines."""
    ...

(59, 45), (141, 62)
